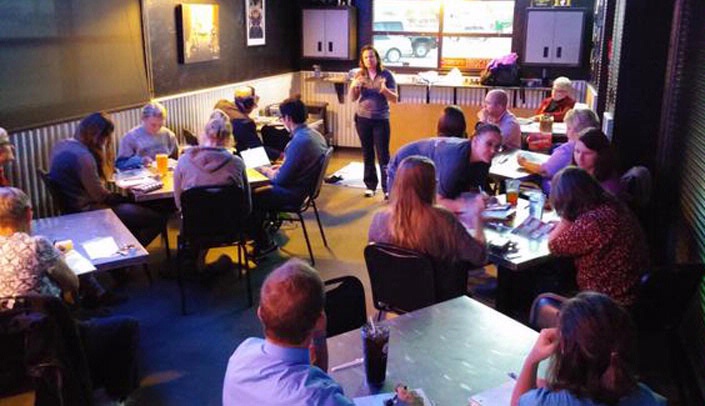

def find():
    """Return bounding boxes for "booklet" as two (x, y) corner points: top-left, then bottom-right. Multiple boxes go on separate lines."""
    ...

(64, 249), (96, 275)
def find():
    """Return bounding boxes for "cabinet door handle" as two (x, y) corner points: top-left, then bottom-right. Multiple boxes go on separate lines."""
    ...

(328, 42), (333, 52)
(556, 47), (562, 58)
(317, 41), (322, 52)
(543, 47), (549, 58)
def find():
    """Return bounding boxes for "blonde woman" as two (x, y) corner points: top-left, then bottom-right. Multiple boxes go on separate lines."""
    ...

(173, 116), (249, 211)
(531, 76), (576, 122)
(368, 155), (486, 267)
(116, 101), (178, 170)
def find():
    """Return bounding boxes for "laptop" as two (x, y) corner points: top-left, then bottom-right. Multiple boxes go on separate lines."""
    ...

(240, 146), (271, 169)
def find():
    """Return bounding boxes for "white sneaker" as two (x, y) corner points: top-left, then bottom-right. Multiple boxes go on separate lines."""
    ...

(364, 189), (375, 198)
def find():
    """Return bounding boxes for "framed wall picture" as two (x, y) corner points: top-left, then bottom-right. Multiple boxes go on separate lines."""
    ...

(179, 4), (220, 63)
(246, 0), (265, 46)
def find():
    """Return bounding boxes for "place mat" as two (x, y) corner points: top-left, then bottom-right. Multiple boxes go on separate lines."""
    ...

(327, 161), (382, 190)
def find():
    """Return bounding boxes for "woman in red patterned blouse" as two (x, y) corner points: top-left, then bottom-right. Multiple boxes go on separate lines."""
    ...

(547, 167), (649, 305)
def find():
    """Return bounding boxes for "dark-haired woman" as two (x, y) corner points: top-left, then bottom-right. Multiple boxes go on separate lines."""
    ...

(548, 167), (648, 306)
(511, 292), (666, 406)
(349, 44), (398, 199)
(49, 112), (166, 248)
(573, 129), (623, 196)
(437, 105), (467, 138)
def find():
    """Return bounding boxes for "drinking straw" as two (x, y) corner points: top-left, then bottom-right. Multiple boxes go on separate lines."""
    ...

(369, 316), (376, 334)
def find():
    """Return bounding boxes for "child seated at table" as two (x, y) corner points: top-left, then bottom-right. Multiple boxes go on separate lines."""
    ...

(511, 291), (666, 406)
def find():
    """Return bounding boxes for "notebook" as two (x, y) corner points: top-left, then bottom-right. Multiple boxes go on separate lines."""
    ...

(240, 146), (271, 169)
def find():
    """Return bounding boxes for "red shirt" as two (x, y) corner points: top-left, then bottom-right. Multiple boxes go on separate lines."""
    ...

(535, 96), (576, 122)
(549, 202), (649, 305)
(0, 167), (9, 187)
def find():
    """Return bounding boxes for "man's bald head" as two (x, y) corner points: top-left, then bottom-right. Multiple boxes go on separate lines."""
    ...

(483, 89), (509, 119)
(485, 89), (508, 107)
(258, 259), (325, 345)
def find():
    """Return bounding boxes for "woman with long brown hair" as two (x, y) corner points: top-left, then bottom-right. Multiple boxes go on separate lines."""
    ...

(511, 292), (665, 405)
(349, 44), (398, 199)
(49, 112), (165, 247)
(368, 155), (486, 266)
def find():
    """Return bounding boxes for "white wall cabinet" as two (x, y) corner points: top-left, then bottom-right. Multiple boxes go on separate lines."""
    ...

(302, 7), (357, 60)
(524, 9), (585, 66)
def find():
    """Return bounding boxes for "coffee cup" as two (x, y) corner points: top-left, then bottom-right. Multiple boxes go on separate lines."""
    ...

(361, 323), (389, 386)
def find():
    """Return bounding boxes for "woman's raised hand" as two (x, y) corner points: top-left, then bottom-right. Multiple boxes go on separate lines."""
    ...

(528, 327), (559, 363)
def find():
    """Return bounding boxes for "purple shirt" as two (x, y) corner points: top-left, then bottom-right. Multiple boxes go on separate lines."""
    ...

(540, 140), (574, 194)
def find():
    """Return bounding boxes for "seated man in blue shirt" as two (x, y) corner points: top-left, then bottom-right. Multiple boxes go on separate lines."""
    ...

(222, 259), (354, 406)
(250, 96), (328, 255)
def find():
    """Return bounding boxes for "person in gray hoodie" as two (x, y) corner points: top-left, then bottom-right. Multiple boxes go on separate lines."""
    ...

(173, 115), (250, 212)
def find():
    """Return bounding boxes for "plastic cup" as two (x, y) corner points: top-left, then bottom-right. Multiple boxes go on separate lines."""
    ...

(361, 323), (389, 386)
(529, 191), (546, 220)
(155, 153), (168, 176)
(505, 179), (521, 206)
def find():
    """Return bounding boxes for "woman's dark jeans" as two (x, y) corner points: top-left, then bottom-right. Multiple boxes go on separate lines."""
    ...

(354, 115), (390, 193)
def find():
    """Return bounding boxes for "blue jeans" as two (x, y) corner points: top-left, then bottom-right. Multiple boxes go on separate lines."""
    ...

(354, 115), (390, 193)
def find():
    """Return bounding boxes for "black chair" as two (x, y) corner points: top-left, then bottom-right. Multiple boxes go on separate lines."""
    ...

(364, 242), (469, 320)
(279, 147), (334, 265)
(37, 168), (71, 214)
(324, 276), (367, 338)
(177, 184), (253, 314)
(528, 292), (566, 331)
(182, 128), (199, 146)
(632, 263), (703, 332)
(0, 295), (93, 406)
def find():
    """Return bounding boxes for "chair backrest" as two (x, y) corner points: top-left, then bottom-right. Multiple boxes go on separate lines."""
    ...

(0, 295), (92, 405)
(528, 292), (567, 331)
(364, 242), (437, 314)
(324, 276), (367, 338)
(182, 128), (199, 146)
(620, 165), (652, 208)
(180, 184), (250, 245)
(633, 263), (703, 332)
(310, 147), (334, 201)
(36, 168), (71, 214)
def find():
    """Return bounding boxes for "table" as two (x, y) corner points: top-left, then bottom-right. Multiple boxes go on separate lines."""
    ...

(520, 121), (567, 136)
(490, 149), (550, 181)
(328, 296), (538, 404)
(31, 209), (149, 272)
(117, 167), (269, 202)
(483, 196), (561, 315)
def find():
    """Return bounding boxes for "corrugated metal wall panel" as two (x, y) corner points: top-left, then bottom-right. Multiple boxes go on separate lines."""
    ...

(6, 73), (296, 218)
(300, 71), (360, 147)
(429, 86), (454, 104)
(398, 84), (427, 104)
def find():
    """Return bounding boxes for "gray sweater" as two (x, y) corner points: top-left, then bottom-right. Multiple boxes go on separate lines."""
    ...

(173, 147), (250, 211)
(49, 139), (112, 212)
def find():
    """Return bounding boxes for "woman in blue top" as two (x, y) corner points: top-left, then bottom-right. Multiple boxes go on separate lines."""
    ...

(511, 292), (666, 406)
(349, 44), (398, 199)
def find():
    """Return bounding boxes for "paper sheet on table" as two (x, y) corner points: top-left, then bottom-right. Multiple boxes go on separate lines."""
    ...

(82, 237), (120, 260)
(468, 380), (515, 406)
(353, 388), (430, 406)
(64, 250), (96, 275)
(115, 177), (155, 188)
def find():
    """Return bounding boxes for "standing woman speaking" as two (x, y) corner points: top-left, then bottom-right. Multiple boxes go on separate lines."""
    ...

(349, 44), (398, 199)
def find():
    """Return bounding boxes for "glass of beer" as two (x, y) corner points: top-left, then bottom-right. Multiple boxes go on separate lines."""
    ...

(505, 179), (521, 206)
(155, 153), (169, 176)
(539, 114), (554, 134)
